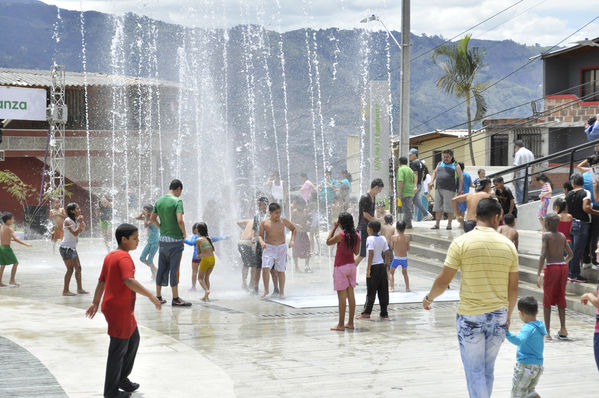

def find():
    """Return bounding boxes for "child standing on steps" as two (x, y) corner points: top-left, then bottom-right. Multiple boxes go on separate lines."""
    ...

(389, 221), (410, 292)
(536, 174), (553, 232)
(0, 212), (32, 286)
(506, 296), (547, 398)
(357, 220), (390, 320)
(537, 213), (573, 340)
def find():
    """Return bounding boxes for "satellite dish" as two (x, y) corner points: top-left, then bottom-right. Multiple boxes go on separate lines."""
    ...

(572, 39), (599, 47)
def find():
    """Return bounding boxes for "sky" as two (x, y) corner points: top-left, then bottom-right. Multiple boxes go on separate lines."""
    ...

(39, 0), (597, 46)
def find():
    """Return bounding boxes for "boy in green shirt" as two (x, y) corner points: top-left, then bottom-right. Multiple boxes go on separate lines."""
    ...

(396, 156), (415, 229)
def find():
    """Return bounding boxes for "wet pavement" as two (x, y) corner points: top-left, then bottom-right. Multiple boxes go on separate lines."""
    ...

(1, 228), (599, 397)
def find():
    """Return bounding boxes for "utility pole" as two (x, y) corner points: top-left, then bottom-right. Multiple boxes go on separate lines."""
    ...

(399, 0), (410, 158)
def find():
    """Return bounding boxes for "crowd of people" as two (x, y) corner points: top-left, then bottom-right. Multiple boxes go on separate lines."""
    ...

(5, 141), (599, 397)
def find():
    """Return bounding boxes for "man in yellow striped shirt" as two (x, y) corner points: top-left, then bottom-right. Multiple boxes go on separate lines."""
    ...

(423, 198), (519, 398)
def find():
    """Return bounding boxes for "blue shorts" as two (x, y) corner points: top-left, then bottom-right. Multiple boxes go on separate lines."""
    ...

(458, 201), (467, 212)
(391, 256), (408, 269)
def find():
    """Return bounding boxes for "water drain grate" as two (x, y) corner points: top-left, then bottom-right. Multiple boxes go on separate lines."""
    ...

(202, 304), (244, 314)
(260, 310), (339, 318)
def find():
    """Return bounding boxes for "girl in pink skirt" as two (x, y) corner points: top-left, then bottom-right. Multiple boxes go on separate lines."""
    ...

(326, 212), (360, 331)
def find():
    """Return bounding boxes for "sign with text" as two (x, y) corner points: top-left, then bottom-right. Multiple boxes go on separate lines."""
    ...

(369, 80), (390, 200)
(0, 86), (47, 121)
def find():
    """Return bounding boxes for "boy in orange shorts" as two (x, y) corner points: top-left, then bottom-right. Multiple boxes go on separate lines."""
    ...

(537, 213), (573, 340)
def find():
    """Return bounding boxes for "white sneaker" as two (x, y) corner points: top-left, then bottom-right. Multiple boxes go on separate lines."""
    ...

(423, 214), (434, 221)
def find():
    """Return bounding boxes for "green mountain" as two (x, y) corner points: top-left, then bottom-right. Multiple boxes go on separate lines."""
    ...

(0, 0), (548, 174)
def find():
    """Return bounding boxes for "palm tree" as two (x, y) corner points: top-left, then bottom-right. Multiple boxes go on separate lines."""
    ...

(433, 34), (487, 166)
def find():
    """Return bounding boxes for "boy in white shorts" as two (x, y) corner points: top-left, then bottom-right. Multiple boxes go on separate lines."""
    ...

(258, 202), (296, 298)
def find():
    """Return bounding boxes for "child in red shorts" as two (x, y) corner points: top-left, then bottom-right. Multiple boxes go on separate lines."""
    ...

(537, 213), (573, 340)
(86, 223), (161, 398)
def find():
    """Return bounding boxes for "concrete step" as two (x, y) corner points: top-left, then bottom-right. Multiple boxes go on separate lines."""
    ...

(408, 249), (597, 317)
(410, 231), (599, 284)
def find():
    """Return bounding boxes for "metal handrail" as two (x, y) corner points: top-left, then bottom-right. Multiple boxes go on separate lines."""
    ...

(487, 138), (598, 203)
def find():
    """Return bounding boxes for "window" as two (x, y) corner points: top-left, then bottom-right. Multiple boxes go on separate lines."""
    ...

(581, 68), (599, 102)
(433, 151), (442, 169)
(490, 133), (508, 166)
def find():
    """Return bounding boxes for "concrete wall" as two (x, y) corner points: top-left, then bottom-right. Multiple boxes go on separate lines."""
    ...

(544, 50), (599, 97)
(414, 133), (487, 169)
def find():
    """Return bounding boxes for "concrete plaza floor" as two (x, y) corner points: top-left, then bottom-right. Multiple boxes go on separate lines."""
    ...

(1, 228), (599, 397)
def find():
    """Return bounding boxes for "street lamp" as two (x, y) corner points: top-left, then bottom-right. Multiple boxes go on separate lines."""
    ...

(360, 14), (402, 51)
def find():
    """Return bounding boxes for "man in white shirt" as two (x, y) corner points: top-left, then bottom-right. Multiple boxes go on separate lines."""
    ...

(513, 140), (535, 204)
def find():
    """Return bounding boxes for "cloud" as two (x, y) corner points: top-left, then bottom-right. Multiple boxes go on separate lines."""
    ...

(39, 0), (596, 46)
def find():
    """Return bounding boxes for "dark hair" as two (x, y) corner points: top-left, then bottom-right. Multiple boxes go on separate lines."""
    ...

(338, 212), (358, 250)
(503, 213), (515, 226)
(478, 169), (485, 175)
(143, 204), (153, 213)
(570, 173), (584, 187)
(492, 176), (504, 183)
(399, 156), (408, 165)
(342, 169), (352, 182)
(514, 139), (525, 148)
(66, 203), (79, 221)
(442, 149), (453, 156)
(517, 296), (538, 315)
(475, 198), (502, 221)
(371, 178), (384, 189)
(301, 173), (308, 179)
(563, 181), (573, 192)
(553, 197), (567, 214)
(587, 154), (599, 166)
(475, 178), (491, 192)
(1, 212), (14, 223)
(367, 220), (381, 234)
(268, 202), (281, 212)
(257, 196), (269, 204)
(535, 173), (553, 188)
(115, 223), (138, 245)
(384, 214), (393, 225)
(544, 213), (559, 232)
(458, 162), (465, 172)
(169, 179), (183, 191)
(396, 220), (406, 232)
(196, 222), (214, 250)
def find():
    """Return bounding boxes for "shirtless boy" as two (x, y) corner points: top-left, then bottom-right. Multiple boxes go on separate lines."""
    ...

(237, 218), (255, 290)
(389, 221), (410, 292)
(258, 202), (296, 298)
(0, 212), (32, 286)
(498, 213), (519, 250)
(537, 213), (574, 340)
(50, 198), (66, 251)
(452, 178), (492, 232)
(381, 215), (395, 247)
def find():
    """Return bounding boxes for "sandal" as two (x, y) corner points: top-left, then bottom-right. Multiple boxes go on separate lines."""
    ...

(555, 333), (569, 340)
(446, 226), (452, 230)
(431, 225), (440, 230)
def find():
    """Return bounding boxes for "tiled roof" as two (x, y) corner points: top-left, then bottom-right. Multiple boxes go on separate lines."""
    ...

(0, 67), (178, 88)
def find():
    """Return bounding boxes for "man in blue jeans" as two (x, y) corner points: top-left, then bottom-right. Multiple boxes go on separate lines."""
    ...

(565, 173), (599, 283)
(151, 179), (192, 307)
(423, 199), (519, 397)
(409, 149), (433, 221)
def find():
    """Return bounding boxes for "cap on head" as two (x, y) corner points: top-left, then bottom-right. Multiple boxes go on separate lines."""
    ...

(409, 148), (418, 155)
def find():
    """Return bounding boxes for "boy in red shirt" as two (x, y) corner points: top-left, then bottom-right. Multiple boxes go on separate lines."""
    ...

(86, 223), (161, 398)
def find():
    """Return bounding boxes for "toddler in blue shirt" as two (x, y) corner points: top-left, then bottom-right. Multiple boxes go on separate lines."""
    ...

(506, 296), (547, 398)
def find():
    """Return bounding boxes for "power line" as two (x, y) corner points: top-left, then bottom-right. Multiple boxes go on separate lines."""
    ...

(410, 15), (599, 133)
(409, 0), (525, 63)
(414, 90), (599, 158)
(413, 78), (596, 139)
